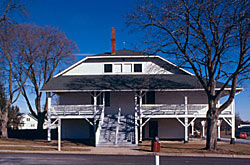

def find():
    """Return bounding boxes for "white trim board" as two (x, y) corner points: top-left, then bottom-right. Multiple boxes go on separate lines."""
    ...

(41, 88), (243, 92)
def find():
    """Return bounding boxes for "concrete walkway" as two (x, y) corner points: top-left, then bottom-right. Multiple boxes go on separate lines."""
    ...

(220, 137), (250, 144)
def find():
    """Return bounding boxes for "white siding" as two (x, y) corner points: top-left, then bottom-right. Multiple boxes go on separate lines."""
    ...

(61, 119), (91, 139)
(18, 114), (38, 130)
(105, 92), (135, 115)
(144, 119), (185, 139)
(59, 92), (91, 105)
(155, 91), (208, 104)
(63, 57), (184, 76)
(58, 91), (208, 113)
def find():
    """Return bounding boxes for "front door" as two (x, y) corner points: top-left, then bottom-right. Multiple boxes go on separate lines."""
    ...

(149, 121), (158, 138)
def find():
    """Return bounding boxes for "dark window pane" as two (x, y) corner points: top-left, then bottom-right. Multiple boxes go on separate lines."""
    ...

(134, 64), (142, 72)
(149, 121), (158, 138)
(97, 93), (102, 105)
(146, 91), (155, 104)
(104, 64), (112, 72)
(91, 95), (94, 104)
(142, 95), (146, 104)
(105, 92), (110, 107)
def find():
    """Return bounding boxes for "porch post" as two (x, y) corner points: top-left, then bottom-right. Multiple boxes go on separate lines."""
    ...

(134, 93), (138, 145)
(47, 94), (51, 142)
(58, 118), (61, 151)
(230, 98), (236, 144)
(93, 92), (97, 146)
(184, 96), (188, 143)
(191, 121), (194, 137)
(139, 91), (143, 143)
(102, 92), (105, 121)
(217, 120), (221, 140)
(201, 120), (205, 138)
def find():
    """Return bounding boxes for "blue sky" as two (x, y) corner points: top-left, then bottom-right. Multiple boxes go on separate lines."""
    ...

(27, 0), (139, 54)
(16, 0), (250, 121)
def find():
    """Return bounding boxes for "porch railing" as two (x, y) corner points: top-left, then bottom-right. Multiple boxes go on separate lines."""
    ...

(51, 104), (103, 117)
(141, 104), (232, 116)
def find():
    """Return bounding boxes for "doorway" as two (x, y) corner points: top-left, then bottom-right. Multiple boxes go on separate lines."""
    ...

(149, 121), (158, 138)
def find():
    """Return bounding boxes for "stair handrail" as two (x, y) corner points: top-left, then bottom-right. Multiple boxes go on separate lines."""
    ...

(115, 107), (121, 145)
(95, 105), (105, 146)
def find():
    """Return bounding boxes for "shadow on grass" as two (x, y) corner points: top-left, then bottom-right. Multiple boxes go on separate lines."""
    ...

(132, 148), (152, 152)
(136, 144), (207, 153)
(62, 139), (94, 146)
(160, 145), (205, 151)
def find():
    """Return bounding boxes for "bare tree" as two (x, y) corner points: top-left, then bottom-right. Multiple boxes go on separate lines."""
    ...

(0, 22), (30, 138)
(14, 23), (77, 131)
(0, 0), (28, 139)
(0, 0), (27, 23)
(127, 0), (250, 150)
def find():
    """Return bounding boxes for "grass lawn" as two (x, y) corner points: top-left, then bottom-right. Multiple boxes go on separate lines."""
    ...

(0, 138), (89, 146)
(0, 138), (91, 152)
(138, 138), (250, 155)
(1, 138), (250, 155)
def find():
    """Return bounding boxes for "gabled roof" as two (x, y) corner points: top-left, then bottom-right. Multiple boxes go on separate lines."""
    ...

(22, 113), (37, 121)
(41, 74), (235, 92)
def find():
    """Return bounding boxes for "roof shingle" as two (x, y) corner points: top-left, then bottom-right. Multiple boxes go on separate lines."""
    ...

(41, 74), (230, 92)
(93, 49), (147, 56)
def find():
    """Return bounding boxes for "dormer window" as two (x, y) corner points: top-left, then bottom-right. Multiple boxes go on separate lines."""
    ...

(134, 64), (142, 72)
(104, 64), (112, 73)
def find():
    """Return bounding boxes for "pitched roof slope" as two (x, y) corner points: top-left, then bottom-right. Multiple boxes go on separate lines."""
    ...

(41, 74), (231, 92)
(93, 49), (147, 56)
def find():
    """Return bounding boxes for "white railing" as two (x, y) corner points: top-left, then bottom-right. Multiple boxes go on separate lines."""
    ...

(141, 104), (232, 116)
(51, 104), (103, 116)
(115, 108), (121, 145)
(95, 105), (105, 145)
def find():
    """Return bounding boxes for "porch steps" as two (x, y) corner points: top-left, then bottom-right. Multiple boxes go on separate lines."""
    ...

(97, 114), (136, 146)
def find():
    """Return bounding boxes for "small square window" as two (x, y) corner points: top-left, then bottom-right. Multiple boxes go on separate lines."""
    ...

(114, 64), (122, 73)
(26, 118), (30, 121)
(134, 64), (142, 72)
(104, 64), (112, 73)
(124, 64), (132, 72)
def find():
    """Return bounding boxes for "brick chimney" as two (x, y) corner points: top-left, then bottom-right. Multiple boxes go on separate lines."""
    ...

(111, 27), (115, 55)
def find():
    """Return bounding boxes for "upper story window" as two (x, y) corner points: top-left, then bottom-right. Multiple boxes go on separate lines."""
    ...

(134, 64), (142, 72)
(104, 64), (112, 73)
(114, 64), (122, 73)
(26, 118), (30, 121)
(123, 64), (132, 73)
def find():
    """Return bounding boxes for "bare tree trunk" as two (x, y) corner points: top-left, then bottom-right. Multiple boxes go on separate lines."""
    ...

(35, 95), (43, 131)
(206, 100), (218, 150)
(37, 112), (45, 131)
(1, 107), (8, 139)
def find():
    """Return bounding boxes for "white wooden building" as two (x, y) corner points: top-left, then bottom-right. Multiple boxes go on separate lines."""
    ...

(18, 113), (56, 130)
(41, 28), (242, 146)
(19, 114), (38, 130)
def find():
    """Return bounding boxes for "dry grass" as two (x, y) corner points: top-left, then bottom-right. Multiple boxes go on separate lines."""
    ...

(0, 138), (89, 147)
(1, 138), (250, 155)
(138, 138), (250, 155)
(0, 146), (90, 152)
(0, 138), (91, 152)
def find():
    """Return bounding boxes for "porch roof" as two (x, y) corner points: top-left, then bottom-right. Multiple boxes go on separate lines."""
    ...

(41, 74), (239, 92)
